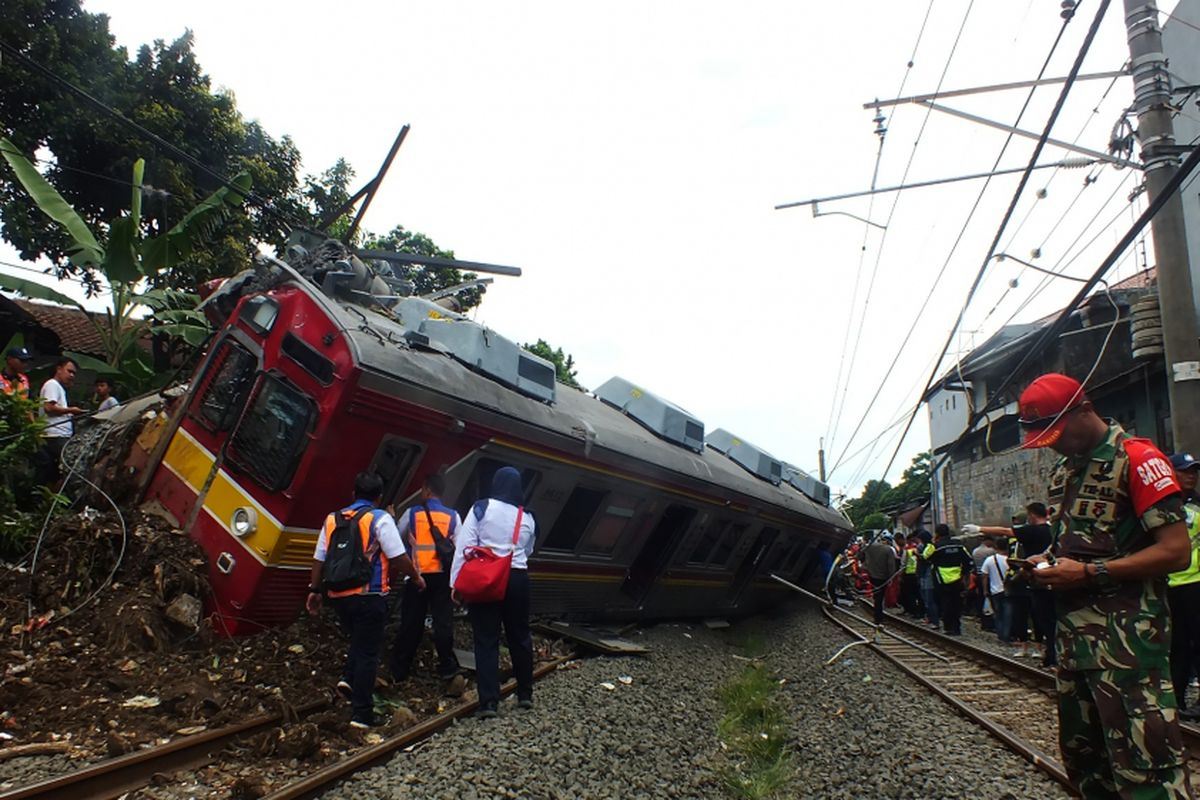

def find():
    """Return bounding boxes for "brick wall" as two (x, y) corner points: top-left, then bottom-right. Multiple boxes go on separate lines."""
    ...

(942, 447), (1058, 528)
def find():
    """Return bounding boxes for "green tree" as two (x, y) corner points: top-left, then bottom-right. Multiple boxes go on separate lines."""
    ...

(0, 5), (301, 293)
(880, 451), (933, 508)
(0, 138), (248, 388)
(860, 512), (889, 532)
(840, 478), (892, 528)
(523, 339), (582, 390)
(362, 225), (487, 311)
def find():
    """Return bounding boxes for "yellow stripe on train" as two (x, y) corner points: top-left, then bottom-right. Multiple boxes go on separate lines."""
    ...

(161, 429), (317, 568)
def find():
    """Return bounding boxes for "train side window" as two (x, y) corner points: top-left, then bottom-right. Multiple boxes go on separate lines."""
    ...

(688, 519), (728, 565)
(370, 436), (423, 506)
(227, 375), (316, 491)
(192, 340), (257, 432)
(710, 523), (747, 567)
(455, 458), (542, 516)
(579, 494), (640, 555)
(783, 542), (809, 575)
(542, 487), (607, 552)
(764, 538), (792, 574)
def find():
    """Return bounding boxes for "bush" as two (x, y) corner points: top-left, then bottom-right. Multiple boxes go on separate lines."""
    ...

(0, 390), (47, 558)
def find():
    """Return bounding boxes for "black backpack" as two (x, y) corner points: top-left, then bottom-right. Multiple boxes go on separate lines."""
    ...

(322, 508), (375, 592)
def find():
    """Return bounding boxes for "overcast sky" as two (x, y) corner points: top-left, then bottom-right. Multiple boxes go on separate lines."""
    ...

(3, 1), (1186, 501)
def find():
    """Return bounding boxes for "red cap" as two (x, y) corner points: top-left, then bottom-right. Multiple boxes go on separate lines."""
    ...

(1018, 373), (1087, 449)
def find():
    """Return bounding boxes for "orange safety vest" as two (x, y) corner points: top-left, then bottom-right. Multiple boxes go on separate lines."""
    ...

(408, 503), (456, 574)
(321, 506), (390, 598)
(0, 371), (29, 398)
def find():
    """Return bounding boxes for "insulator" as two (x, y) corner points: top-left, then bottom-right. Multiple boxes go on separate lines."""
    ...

(1059, 157), (1093, 169)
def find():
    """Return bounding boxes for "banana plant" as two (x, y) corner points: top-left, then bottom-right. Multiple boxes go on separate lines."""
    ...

(0, 137), (250, 389)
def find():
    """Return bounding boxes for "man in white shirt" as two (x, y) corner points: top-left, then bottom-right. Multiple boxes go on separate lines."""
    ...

(35, 357), (84, 486)
(981, 538), (1012, 646)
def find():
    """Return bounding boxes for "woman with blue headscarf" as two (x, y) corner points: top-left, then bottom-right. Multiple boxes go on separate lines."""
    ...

(450, 465), (537, 718)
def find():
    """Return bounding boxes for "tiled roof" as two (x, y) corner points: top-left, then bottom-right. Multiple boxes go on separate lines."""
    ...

(12, 299), (108, 357)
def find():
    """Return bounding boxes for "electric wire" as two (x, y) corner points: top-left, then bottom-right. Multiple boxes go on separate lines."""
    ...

(827, 0), (979, 463)
(823, 0), (941, 456)
(829, 3), (1083, 479)
(0, 37), (294, 230)
(877, 0), (1112, 485)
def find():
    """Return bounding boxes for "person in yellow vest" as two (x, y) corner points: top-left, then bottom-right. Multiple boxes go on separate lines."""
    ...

(306, 472), (423, 729)
(900, 535), (922, 617)
(1168, 453), (1200, 720)
(390, 471), (463, 688)
(929, 524), (973, 635)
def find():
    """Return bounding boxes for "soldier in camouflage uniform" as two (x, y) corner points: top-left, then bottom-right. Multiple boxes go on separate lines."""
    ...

(1017, 374), (1194, 799)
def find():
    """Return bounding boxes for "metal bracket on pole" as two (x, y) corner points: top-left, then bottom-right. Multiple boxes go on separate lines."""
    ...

(811, 201), (887, 230)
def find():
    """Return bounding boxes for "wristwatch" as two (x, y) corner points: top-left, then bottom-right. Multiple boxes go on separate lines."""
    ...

(1087, 561), (1114, 589)
(308, 585), (322, 594)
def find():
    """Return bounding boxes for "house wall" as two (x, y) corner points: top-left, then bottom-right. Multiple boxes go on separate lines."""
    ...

(940, 446), (1058, 528)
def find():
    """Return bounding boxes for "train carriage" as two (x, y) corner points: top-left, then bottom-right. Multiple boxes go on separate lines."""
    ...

(136, 235), (851, 635)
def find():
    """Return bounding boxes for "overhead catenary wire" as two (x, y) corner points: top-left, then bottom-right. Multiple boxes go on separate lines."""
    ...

(828, 5), (1086, 479)
(877, 0), (1113, 485)
(912, 111), (1200, 494)
(823, 0), (943, 457)
(0, 37), (295, 231)
(826, 0), (979, 461)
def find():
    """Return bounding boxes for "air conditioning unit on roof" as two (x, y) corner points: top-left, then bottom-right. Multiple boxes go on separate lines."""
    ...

(594, 377), (705, 453)
(705, 428), (782, 485)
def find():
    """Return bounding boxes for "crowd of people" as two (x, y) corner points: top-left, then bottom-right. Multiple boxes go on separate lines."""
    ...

(307, 467), (536, 728)
(845, 373), (1200, 799)
(1, 346), (122, 488)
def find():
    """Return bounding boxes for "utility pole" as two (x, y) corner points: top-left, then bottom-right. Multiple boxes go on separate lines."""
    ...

(1124, 0), (1200, 452)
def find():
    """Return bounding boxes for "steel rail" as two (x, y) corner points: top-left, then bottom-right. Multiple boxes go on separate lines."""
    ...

(0, 700), (327, 800)
(261, 654), (574, 800)
(821, 606), (1074, 791)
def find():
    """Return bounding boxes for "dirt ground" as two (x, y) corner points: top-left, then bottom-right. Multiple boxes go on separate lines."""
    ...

(0, 509), (562, 776)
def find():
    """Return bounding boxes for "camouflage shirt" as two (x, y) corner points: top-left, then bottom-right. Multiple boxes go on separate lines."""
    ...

(1049, 422), (1185, 671)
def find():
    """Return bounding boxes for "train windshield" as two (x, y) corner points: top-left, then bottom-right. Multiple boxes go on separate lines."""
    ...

(228, 375), (316, 490)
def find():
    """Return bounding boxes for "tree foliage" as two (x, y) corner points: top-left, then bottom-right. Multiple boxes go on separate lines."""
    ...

(362, 225), (487, 311)
(840, 451), (933, 528)
(0, 4), (299, 293)
(0, 141), (245, 388)
(523, 339), (582, 390)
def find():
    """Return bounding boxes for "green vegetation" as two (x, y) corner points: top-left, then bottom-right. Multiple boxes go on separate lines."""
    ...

(0, 390), (48, 557)
(841, 451), (933, 528)
(716, 646), (791, 799)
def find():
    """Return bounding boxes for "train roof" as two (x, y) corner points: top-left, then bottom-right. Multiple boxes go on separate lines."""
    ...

(287, 288), (848, 536)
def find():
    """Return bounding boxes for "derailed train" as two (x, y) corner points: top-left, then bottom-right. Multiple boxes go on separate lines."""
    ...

(126, 232), (851, 635)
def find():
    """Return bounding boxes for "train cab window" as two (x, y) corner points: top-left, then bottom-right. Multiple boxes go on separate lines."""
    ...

(455, 458), (542, 517)
(710, 523), (747, 567)
(239, 295), (279, 335)
(193, 341), (257, 432)
(542, 486), (607, 552)
(227, 375), (316, 491)
(579, 494), (640, 555)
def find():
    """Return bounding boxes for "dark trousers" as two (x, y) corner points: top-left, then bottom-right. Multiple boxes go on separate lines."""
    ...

(870, 577), (888, 623)
(938, 579), (964, 634)
(330, 594), (388, 721)
(391, 571), (459, 680)
(1032, 589), (1057, 664)
(33, 436), (67, 487)
(1008, 594), (1032, 643)
(468, 569), (533, 711)
(900, 573), (922, 616)
(1169, 582), (1200, 710)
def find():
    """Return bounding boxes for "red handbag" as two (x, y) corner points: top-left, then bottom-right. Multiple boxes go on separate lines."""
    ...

(454, 507), (523, 604)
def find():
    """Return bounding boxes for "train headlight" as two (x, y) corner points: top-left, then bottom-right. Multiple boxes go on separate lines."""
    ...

(231, 507), (258, 537)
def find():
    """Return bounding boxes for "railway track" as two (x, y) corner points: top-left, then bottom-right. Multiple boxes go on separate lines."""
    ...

(791, 577), (1200, 795)
(0, 656), (570, 800)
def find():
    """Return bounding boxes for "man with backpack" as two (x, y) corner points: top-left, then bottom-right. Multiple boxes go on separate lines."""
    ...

(390, 471), (463, 690)
(306, 472), (424, 729)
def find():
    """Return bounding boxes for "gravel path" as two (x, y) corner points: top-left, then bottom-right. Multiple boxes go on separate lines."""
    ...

(319, 604), (1071, 800)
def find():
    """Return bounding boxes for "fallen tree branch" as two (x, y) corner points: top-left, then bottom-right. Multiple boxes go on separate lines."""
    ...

(0, 741), (72, 761)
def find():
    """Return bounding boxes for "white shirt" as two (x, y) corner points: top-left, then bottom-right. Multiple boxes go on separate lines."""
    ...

(312, 503), (406, 561)
(98, 396), (120, 412)
(40, 378), (72, 438)
(981, 553), (1009, 596)
(450, 499), (536, 586)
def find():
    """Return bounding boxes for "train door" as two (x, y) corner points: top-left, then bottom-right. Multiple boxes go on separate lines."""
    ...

(621, 504), (697, 607)
(727, 527), (779, 606)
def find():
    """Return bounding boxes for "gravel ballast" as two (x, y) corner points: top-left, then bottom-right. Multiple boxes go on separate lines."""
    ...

(319, 604), (1071, 800)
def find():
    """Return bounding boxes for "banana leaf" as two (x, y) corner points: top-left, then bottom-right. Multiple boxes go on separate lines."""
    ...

(140, 172), (251, 275)
(102, 216), (140, 284)
(0, 137), (104, 269)
(64, 351), (120, 375)
(0, 273), (87, 312)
